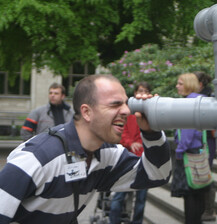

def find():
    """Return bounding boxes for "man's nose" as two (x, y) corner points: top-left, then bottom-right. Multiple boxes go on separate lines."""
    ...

(122, 103), (131, 116)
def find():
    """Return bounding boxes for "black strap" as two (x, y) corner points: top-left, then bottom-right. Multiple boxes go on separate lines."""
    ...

(72, 183), (79, 224)
(48, 129), (71, 164)
(48, 128), (79, 224)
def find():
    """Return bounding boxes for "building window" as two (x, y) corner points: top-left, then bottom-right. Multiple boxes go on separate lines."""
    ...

(0, 62), (95, 96)
(0, 71), (30, 95)
(63, 62), (95, 97)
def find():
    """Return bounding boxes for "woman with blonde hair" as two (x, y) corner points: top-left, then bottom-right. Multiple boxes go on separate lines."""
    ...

(176, 73), (200, 96)
(171, 73), (209, 224)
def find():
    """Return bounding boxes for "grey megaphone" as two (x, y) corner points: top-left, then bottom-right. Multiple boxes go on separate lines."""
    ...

(128, 96), (217, 131)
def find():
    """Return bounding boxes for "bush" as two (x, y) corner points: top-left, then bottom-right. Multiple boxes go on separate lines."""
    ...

(106, 43), (215, 97)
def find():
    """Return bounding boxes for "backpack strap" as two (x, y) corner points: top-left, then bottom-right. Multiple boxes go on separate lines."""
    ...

(49, 128), (71, 163)
(48, 128), (79, 224)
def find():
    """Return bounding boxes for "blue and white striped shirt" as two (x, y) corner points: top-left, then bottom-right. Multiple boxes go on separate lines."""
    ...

(0, 120), (171, 224)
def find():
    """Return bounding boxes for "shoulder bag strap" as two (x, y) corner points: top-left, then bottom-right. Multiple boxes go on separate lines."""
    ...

(177, 129), (181, 141)
(202, 130), (209, 154)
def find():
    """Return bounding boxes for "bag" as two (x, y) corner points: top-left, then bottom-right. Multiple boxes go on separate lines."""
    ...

(178, 129), (213, 189)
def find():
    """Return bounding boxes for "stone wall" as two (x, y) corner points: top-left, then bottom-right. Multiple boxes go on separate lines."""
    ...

(31, 67), (62, 109)
(0, 96), (31, 113)
(0, 67), (73, 114)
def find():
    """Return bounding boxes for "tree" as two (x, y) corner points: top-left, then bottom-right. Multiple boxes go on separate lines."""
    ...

(0, 0), (120, 78)
(0, 0), (215, 81)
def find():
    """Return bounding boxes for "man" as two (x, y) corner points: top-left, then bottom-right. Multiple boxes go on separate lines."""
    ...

(20, 82), (73, 141)
(0, 74), (171, 224)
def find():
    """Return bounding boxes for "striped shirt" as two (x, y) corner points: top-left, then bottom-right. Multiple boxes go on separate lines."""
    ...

(0, 120), (171, 224)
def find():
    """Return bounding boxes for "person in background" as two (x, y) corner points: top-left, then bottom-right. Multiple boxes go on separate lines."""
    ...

(0, 74), (171, 224)
(194, 71), (216, 222)
(194, 71), (213, 97)
(109, 81), (151, 224)
(20, 82), (73, 141)
(171, 73), (209, 224)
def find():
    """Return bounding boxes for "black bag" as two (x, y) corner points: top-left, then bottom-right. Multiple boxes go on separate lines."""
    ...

(171, 159), (189, 197)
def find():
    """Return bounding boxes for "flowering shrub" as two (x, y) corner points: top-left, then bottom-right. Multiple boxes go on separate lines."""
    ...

(106, 43), (215, 97)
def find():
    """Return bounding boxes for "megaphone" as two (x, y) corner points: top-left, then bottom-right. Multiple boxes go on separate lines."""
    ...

(128, 96), (217, 131)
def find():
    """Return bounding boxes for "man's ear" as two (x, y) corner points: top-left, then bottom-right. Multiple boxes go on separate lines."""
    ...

(61, 94), (65, 100)
(80, 104), (92, 122)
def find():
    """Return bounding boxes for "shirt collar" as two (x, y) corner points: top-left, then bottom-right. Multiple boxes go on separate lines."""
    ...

(63, 119), (86, 158)
(60, 119), (101, 161)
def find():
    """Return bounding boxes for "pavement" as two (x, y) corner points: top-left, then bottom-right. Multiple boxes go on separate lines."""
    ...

(78, 193), (99, 224)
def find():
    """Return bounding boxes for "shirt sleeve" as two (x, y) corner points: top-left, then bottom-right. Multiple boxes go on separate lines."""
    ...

(109, 131), (171, 192)
(20, 110), (39, 141)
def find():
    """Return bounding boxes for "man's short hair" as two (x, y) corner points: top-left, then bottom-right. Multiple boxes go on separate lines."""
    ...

(49, 83), (66, 95)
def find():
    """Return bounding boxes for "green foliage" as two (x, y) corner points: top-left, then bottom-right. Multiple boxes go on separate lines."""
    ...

(0, 0), (216, 86)
(0, 0), (120, 79)
(116, 0), (152, 43)
(115, 0), (216, 45)
(107, 43), (215, 97)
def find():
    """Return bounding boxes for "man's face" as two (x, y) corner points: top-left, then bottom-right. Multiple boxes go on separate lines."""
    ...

(89, 79), (130, 144)
(49, 88), (65, 105)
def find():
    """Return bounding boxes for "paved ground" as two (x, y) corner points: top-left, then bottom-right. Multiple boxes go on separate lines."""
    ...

(78, 193), (99, 224)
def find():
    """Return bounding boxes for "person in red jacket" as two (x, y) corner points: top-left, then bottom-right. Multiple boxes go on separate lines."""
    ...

(120, 114), (143, 157)
(109, 81), (151, 224)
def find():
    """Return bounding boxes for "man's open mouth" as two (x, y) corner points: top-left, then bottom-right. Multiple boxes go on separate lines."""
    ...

(113, 122), (124, 127)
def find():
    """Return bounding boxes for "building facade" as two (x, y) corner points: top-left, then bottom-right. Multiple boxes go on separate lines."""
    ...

(0, 63), (95, 132)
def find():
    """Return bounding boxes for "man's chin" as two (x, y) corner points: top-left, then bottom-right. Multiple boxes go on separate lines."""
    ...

(107, 135), (122, 144)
